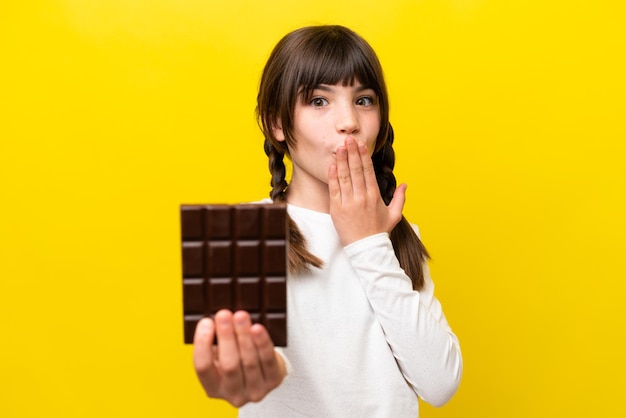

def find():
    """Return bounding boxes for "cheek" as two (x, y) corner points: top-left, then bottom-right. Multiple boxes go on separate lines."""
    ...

(366, 119), (381, 149)
(364, 112), (381, 132)
(373, 117), (382, 133)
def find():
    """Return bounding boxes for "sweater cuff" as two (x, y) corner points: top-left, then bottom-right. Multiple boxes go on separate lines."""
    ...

(344, 232), (391, 256)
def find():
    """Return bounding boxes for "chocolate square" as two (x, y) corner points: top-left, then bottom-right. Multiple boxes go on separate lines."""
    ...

(181, 203), (287, 346)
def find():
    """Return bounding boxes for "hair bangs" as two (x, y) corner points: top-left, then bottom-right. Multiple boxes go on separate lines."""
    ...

(294, 31), (382, 100)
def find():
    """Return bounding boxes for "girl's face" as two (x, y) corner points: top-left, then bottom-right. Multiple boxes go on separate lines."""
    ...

(274, 82), (381, 197)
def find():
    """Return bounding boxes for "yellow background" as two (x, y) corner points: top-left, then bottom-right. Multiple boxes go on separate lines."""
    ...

(1, 1), (625, 417)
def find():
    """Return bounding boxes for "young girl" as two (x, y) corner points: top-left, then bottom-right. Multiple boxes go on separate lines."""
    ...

(193, 25), (462, 417)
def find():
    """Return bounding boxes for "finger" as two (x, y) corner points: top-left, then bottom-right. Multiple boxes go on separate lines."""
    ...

(233, 311), (265, 400)
(387, 183), (407, 228)
(215, 310), (245, 395)
(335, 144), (353, 201)
(328, 163), (341, 203)
(250, 324), (284, 388)
(345, 138), (366, 196)
(193, 317), (220, 394)
(358, 141), (379, 197)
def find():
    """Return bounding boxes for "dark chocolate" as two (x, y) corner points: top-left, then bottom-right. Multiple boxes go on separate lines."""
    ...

(181, 203), (287, 346)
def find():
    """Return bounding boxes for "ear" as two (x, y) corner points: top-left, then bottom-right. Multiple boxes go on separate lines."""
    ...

(272, 119), (286, 142)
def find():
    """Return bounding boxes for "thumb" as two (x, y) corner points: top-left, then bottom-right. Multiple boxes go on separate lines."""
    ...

(193, 318), (220, 389)
(387, 183), (407, 224)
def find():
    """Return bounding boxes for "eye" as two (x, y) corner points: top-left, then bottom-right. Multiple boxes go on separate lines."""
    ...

(356, 96), (375, 106)
(310, 97), (329, 108)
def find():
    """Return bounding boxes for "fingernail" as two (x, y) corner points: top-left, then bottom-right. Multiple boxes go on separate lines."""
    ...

(234, 312), (247, 326)
(217, 314), (230, 327)
(198, 318), (212, 336)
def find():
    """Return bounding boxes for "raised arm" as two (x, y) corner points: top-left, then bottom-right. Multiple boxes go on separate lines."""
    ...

(344, 233), (462, 405)
(328, 137), (462, 405)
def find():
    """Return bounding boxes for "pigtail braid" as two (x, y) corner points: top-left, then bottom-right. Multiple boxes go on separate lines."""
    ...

(265, 139), (289, 201)
(372, 126), (430, 290)
(264, 139), (324, 274)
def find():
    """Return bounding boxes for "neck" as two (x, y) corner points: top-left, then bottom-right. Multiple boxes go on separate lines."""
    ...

(285, 176), (331, 213)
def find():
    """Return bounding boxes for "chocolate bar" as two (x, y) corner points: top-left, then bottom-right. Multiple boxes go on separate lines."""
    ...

(181, 203), (288, 346)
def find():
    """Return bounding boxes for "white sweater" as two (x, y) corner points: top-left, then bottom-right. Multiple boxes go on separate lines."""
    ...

(239, 204), (462, 417)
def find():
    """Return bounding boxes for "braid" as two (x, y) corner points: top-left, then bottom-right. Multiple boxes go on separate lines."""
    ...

(372, 126), (429, 290)
(264, 139), (324, 274)
(265, 139), (288, 202)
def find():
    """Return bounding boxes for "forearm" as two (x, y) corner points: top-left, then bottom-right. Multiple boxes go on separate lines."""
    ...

(344, 233), (463, 406)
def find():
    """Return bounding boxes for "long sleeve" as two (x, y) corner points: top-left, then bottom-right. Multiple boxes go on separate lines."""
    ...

(344, 231), (463, 407)
(241, 205), (460, 417)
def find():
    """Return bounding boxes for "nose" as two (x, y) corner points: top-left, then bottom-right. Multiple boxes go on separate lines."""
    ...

(336, 103), (360, 135)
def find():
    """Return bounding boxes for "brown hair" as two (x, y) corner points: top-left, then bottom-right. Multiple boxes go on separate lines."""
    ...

(256, 25), (429, 290)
